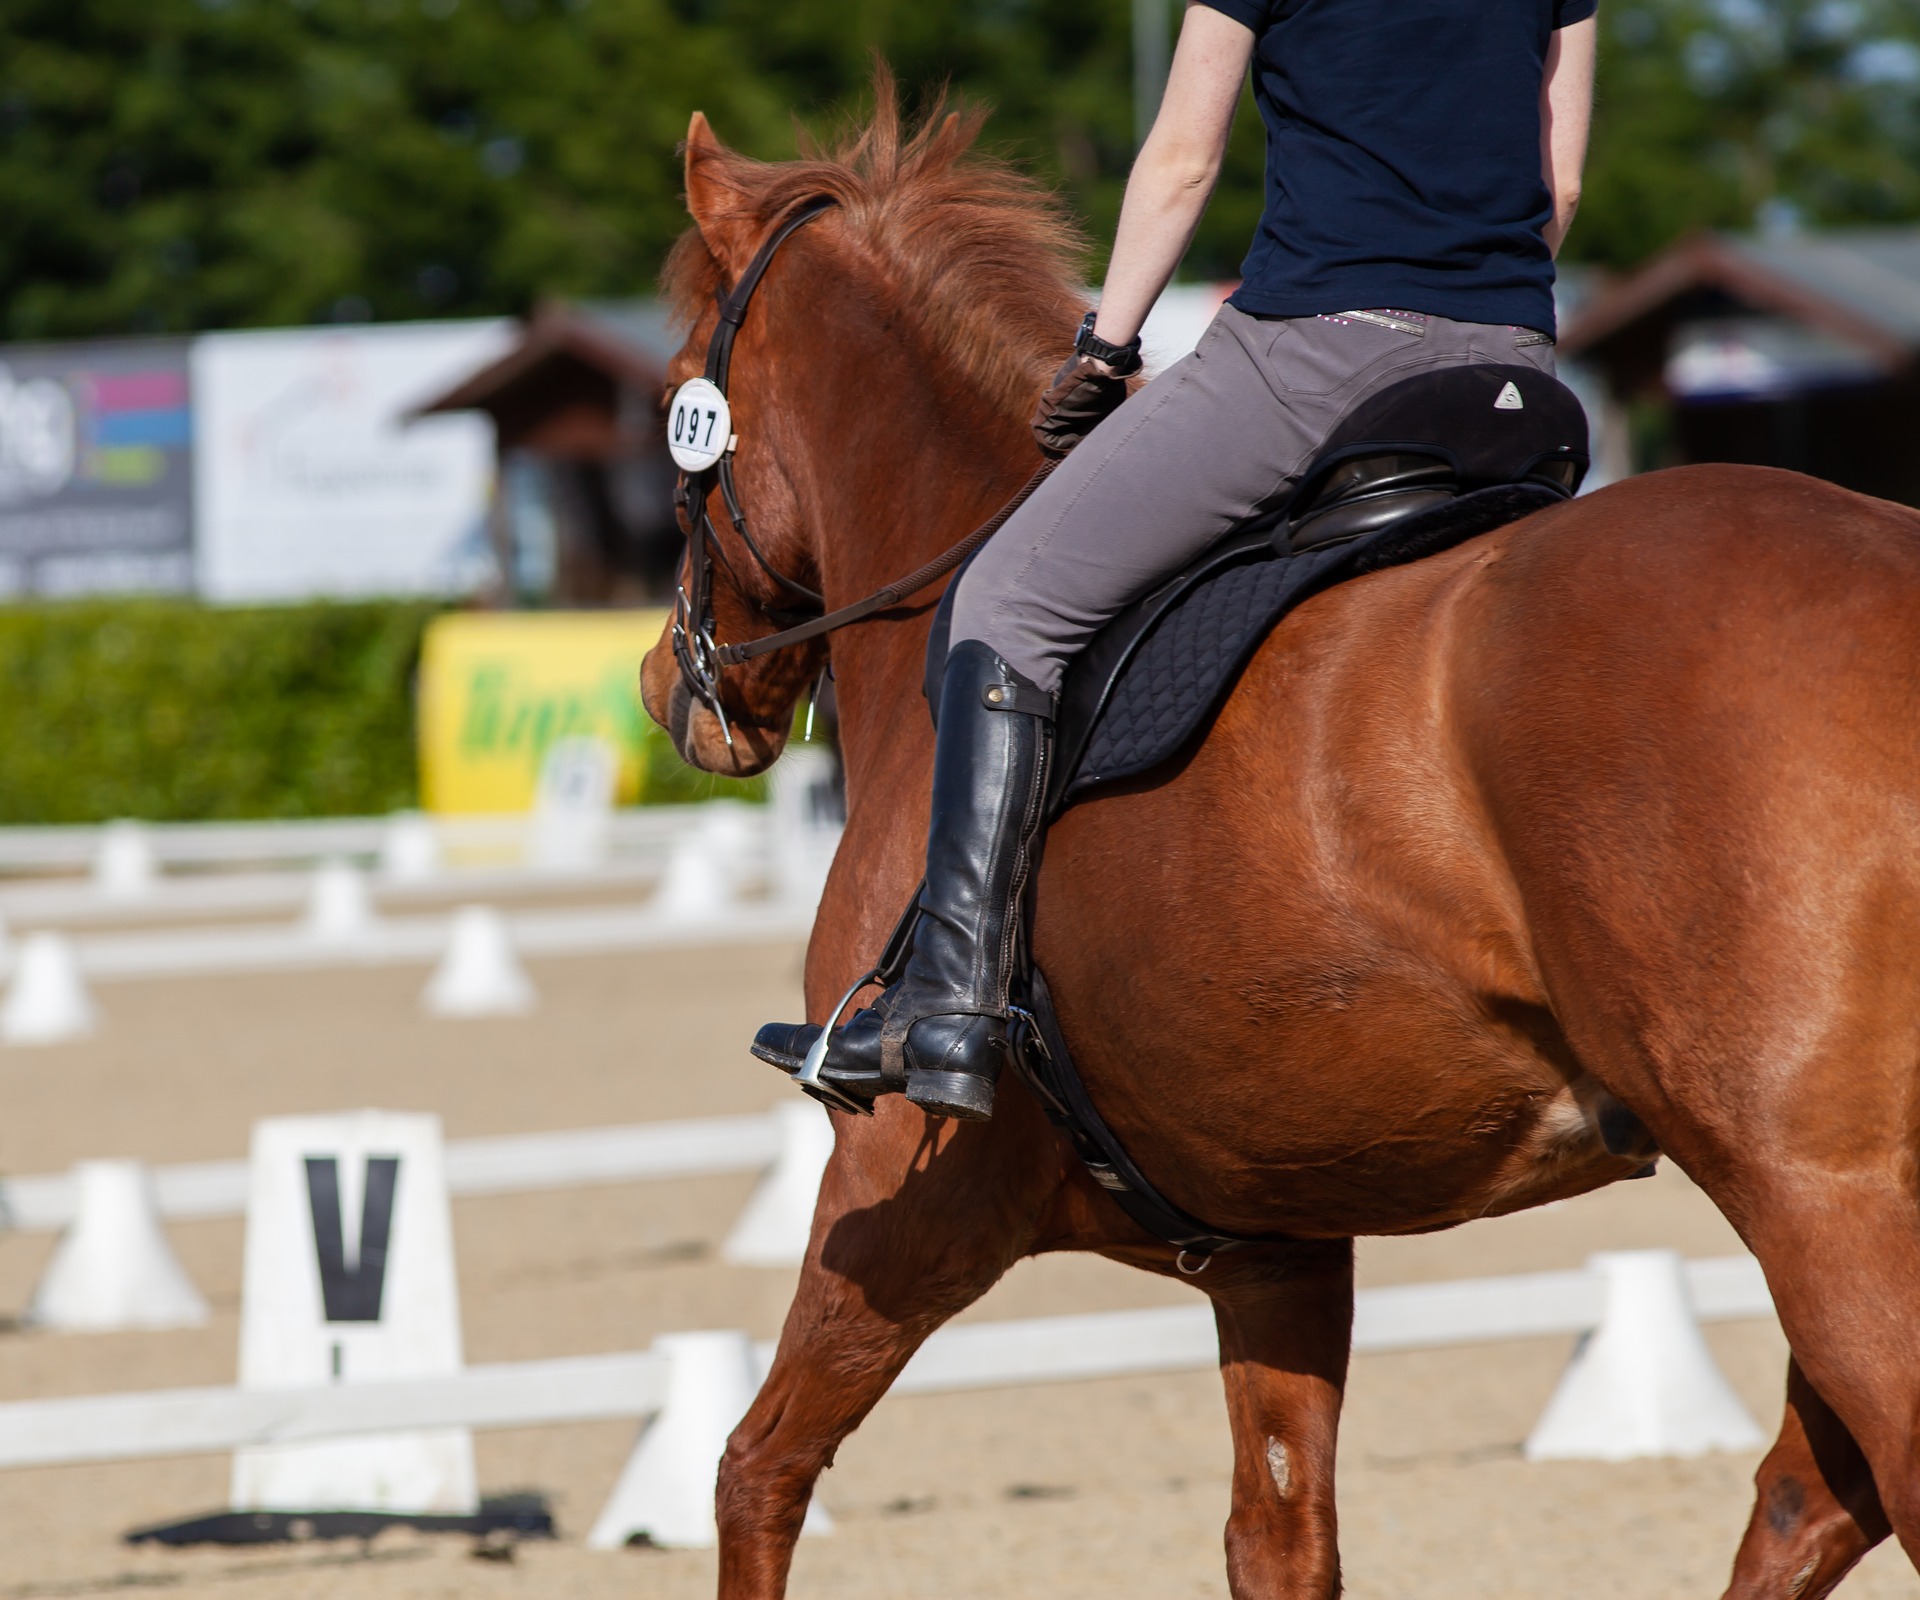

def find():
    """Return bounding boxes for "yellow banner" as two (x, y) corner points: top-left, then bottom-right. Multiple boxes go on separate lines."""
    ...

(417, 610), (667, 814)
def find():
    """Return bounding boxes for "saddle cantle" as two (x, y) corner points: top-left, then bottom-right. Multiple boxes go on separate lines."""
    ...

(926, 362), (1589, 819)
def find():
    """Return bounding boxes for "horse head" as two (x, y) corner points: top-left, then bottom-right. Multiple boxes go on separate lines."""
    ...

(639, 83), (1086, 781)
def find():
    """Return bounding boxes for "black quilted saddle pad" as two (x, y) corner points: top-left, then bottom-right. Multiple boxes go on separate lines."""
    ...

(924, 482), (1562, 818)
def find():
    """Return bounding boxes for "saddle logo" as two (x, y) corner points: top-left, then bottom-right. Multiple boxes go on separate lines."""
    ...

(1494, 381), (1525, 411)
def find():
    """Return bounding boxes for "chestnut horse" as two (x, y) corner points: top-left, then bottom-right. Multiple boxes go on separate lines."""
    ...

(640, 98), (1920, 1600)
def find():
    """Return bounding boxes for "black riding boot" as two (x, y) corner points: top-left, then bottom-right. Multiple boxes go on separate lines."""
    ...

(753, 641), (1053, 1120)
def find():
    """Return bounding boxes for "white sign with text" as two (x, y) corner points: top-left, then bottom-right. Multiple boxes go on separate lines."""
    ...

(229, 1110), (477, 1515)
(192, 320), (512, 602)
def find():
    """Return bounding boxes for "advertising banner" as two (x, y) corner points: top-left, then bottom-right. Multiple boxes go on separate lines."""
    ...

(192, 319), (513, 602)
(417, 609), (667, 814)
(0, 339), (195, 598)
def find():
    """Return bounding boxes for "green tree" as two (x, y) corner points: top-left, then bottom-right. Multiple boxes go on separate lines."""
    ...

(1574, 0), (1920, 268)
(3, 0), (1915, 338)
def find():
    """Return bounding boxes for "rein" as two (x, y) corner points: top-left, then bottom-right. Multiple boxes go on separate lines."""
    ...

(668, 195), (1055, 738)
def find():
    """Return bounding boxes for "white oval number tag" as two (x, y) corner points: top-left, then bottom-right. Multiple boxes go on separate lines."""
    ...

(668, 378), (733, 472)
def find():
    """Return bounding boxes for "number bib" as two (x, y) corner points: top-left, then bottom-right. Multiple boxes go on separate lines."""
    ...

(667, 378), (733, 472)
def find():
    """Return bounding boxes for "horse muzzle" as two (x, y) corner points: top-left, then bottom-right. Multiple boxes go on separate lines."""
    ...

(641, 651), (788, 780)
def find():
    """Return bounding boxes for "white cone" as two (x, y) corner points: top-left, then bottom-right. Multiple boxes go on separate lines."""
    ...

(768, 746), (843, 911)
(304, 859), (376, 944)
(527, 736), (618, 872)
(654, 803), (757, 921)
(722, 1102), (835, 1267)
(587, 1331), (830, 1549)
(27, 1161), (209, 1331)
(422, 906), (536, 1017)
(379, 811), (441, 884)
(2, 933), (96, 1045)
(1525, 1250), (1766, 1461)
(93, 820), (157, 899)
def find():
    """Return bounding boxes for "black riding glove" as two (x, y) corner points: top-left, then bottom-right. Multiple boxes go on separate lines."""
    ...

(1030, 354), (1130, 459)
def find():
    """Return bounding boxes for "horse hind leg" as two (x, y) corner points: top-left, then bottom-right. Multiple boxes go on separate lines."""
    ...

(1210, 1242), (1355, 1600)
(715, 1101), (1058, 1599)
(1724, 1359), (1890, 1600)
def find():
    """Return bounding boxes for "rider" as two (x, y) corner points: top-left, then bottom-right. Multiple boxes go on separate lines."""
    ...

(758, 0), (1598, 1120)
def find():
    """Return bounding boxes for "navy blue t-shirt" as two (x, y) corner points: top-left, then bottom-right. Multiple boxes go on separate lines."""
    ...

(1194, 0), (1597, 333)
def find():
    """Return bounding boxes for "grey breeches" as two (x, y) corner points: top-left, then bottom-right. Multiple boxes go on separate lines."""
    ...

(949, 302), (1558, 694)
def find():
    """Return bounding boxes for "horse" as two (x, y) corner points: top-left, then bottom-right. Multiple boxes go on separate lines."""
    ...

(639, 92), (1920, 1600)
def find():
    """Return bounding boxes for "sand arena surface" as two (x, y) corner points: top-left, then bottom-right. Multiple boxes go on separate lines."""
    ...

(0, 938), (1915, 1599)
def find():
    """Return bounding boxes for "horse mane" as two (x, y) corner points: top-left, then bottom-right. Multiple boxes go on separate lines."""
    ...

(663, 75), (1089, 421)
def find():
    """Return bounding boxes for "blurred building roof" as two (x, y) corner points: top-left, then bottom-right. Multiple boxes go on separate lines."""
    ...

(1561, 228), (1920, 392)
(410, 300), (678, 458)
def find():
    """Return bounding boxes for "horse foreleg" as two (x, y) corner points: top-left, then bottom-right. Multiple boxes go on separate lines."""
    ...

(714, 1101), (1059, 1599)
(1724, 1358), (1890, 1600)
(1209, 1242), (1355, 1600)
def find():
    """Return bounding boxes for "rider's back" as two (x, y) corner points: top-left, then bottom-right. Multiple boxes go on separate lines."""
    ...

(1219, 0), (1594, 334)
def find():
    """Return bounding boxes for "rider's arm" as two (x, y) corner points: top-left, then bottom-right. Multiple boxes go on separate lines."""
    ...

(1540, 14), (1597, 258)
(1091, 3), (1256, 353)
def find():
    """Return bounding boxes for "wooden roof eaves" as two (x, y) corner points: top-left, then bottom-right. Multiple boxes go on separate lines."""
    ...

(407, 306), (667, 418)
(1558, 232), (1913, 372)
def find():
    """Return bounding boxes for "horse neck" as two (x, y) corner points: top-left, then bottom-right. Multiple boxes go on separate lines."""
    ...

(782, 324), (1038, 802)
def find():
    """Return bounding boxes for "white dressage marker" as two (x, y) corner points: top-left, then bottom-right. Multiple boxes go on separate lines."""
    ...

(27, 1162), (209, 1332)
(421, 906), (536, 1018)
(378, 812), (441, 884)
(92, 820), (158, 899)
(587, 1330), (830, 1549)
(721, 1101), (834, 1267)
(527, 737), (618, 872)
(655, 801), (758, 921)
(2, 932), (96, 1045)
(1525, 1249), (1766, 1461)
(768, 746), (842, 911)
(230, 1112), (477, 1516)
(303, 859), (376, 945)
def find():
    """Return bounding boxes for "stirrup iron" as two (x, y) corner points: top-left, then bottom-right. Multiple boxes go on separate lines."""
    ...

(793, 969), (881, 1115)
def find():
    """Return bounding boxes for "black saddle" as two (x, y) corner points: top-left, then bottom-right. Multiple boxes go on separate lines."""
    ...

(927, 362), (1588, 819)
(918, 362), (1589, 1262)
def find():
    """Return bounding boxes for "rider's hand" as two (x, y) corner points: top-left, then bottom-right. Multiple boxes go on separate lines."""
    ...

(1030, 353), (1131, 458)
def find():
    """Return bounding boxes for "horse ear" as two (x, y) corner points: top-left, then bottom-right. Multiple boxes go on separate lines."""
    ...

(684, 112), (757, 273)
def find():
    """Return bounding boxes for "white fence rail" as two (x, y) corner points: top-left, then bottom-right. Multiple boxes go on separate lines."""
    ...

(0, 809), (717, 875)
(0, 1255), (1776, 1472)
(50, 897), (812, 984)
(0, 1112), (785, 1233)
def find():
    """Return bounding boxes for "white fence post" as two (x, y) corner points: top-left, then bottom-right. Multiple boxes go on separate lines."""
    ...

(587, 1331), (830, 1549)
(421, 907), (536, 1018)
(27, 1162), (209, 1332)
(93, 821), (158, 899)
(1524, 1249), (1765, 1461)
(2, 932), (96, 1045)
(721, 1102), (833, 1267)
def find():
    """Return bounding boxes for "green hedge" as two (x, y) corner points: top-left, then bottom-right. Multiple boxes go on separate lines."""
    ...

(0, 599), (437, 824)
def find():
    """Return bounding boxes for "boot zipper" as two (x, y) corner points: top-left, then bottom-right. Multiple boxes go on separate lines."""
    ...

(995, 724), (1049, 1012)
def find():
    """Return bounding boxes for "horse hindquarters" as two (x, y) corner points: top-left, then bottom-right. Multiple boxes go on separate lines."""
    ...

(1462, 469), (1920, 1578)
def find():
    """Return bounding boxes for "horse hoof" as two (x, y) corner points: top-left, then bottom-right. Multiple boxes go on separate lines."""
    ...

(905, 1068), (996, 1121)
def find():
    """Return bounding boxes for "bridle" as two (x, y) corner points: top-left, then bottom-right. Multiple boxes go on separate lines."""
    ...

(668, 196), (1055, 746)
